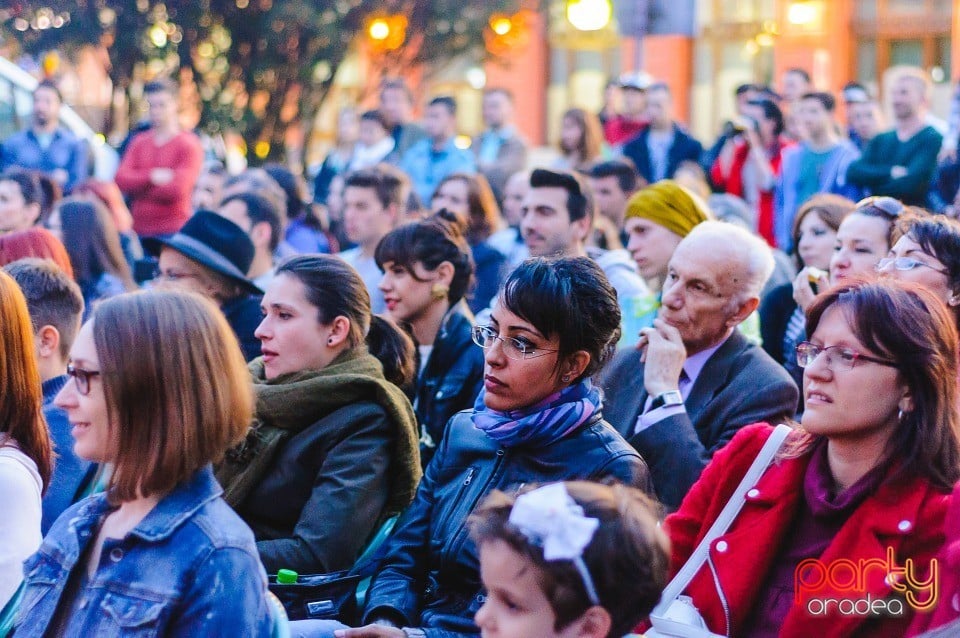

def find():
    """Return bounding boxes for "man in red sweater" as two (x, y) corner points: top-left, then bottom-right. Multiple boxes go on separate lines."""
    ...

(115, 79), (203, 238)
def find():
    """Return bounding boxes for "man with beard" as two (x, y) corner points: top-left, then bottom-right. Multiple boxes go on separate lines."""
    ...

(0, 80), (88, 193)
(519, 168), (649, 327)
(846, 67), (942, 206)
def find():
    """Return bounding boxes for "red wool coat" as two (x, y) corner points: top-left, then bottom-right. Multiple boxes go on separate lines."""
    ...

(908, 481), (960, 635)
(660, 423), (950, 638)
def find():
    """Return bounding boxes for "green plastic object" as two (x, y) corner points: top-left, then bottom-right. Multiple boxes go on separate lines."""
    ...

(276, 569), (298, 585)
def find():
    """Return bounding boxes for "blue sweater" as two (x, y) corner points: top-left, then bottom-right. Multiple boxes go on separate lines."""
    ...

(40, 375), (95, 534)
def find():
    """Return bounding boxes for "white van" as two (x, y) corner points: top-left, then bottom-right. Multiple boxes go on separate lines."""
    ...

(0, 56), (119, 180)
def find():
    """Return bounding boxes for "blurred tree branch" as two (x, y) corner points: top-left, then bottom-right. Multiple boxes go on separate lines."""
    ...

(1, 0), (537, 164)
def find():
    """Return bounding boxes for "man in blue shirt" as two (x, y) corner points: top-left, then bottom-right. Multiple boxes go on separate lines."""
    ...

(400, 96), (476, 204)
(2, 258), (95, 534)
(0, 80), (89, 192)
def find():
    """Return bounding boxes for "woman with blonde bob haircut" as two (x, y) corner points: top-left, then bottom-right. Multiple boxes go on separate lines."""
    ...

(16, 290), (272, 636)
(0, 270), (52, 609)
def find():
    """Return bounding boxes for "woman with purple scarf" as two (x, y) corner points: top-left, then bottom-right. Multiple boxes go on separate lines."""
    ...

(291, 257), (652, 638)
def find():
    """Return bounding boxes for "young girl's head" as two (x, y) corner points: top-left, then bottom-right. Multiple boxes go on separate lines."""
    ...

(468, 481), (669, 638)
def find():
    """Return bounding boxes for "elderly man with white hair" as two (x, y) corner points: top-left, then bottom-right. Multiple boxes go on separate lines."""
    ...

(599, 221), (798, 509)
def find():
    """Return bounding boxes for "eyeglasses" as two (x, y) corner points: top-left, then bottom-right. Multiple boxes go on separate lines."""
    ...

(795, 341), (898, 371)
(855, 196), (904, 218)
(472, 325), (558, 361)
(876, 256), (950, 275)
(66, 363), (101, 396)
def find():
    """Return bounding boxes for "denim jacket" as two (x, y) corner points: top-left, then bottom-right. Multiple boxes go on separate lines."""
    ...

(15, 465), (272, 637)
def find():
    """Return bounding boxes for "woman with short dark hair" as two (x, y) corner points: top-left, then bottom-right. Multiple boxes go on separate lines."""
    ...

(296, 257), (652, 638)
(17, 290), (270, 636)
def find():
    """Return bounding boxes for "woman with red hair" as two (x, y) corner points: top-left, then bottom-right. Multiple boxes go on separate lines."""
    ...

(0, 270), (53, 608)
(0, 227), (73, 278)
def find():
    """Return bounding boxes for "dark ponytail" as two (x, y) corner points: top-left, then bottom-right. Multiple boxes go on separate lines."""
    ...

(374, 208), (475, 304)
(366, 314), (416, 389)
(276, 254), (415, 386)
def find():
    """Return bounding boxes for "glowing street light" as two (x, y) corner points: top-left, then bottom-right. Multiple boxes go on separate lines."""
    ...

(368, 18), (391, 41)
(490, 15), (512, 36)
(566, 0), (612, 32)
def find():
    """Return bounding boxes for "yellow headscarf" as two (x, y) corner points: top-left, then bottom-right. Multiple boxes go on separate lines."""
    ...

(624, 180), (712, 238)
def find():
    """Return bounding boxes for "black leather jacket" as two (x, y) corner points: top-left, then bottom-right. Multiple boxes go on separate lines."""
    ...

(415, 304), (484, 460)
(362, 409), (652, 637)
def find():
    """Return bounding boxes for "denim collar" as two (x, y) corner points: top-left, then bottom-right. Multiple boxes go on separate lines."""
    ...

(72, 465), (222, 543)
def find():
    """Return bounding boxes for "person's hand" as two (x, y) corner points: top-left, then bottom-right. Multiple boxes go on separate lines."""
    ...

(638, 318), (687, 397)
(793, 267), (828, 312)
(334, 625), (406, 637)
(890, 165), (908, 179)
(150, 167), (175, 185)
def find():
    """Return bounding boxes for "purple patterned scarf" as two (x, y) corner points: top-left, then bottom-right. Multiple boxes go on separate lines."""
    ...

(472, 380), (602, 448)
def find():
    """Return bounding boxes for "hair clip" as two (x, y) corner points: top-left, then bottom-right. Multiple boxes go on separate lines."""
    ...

(508, 483), (601, 605)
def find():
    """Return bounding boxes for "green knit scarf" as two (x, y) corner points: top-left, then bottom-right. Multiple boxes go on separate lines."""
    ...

(216, 348), (421, 510)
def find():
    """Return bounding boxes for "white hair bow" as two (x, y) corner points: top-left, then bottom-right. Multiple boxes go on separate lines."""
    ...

(508, 483), (601, 605)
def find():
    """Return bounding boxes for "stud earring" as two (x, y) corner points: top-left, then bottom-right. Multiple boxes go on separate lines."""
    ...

(431, 283), (449, 300)
(327, 338), (335, 345)
(561, 374), (571, 382)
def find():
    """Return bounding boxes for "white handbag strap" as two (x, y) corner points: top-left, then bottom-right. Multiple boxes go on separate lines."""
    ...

(652, 423), (792, 617)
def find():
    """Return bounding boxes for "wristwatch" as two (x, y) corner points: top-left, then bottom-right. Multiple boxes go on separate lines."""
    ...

(649, 390), (683, 411)
(401, 629), (427, 638)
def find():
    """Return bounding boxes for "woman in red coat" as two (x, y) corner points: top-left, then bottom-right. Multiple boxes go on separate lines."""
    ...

(663, 279), (960, 638)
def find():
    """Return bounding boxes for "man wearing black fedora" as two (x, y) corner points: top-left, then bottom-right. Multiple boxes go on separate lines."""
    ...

(143, 211), (264, 361)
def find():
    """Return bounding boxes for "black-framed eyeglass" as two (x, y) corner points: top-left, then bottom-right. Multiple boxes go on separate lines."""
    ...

(795, 341), (898, 371)
(855, 196), (904, 218)
(66, 363), (101, 396)
(471, 325), (558, 361)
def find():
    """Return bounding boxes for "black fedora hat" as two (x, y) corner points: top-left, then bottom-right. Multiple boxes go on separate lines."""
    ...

(143, 211), (263, 295)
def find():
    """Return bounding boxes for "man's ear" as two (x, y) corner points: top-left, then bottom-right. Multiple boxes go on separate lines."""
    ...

(726, 295), (759, 328)
(250, 221), (273, 250)
(37, 324), (61, 360)
(572, 214), (592, 244)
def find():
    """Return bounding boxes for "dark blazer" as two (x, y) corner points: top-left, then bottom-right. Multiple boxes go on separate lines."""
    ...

(363, 410), (651, 636)
(622, 122), (704, 185)
(598, 330), (798, 509)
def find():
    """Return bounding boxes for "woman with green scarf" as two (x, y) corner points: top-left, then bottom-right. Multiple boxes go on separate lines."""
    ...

(215, 254), (421, 575)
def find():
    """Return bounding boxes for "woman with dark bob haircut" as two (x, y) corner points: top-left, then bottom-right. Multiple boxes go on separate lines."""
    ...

(660, 279), (960, 638)
(376, 209), (483, 462)
(878, 215), (960, 331)
(292, 256), (653, 637)
(17, 291), (271, 635)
